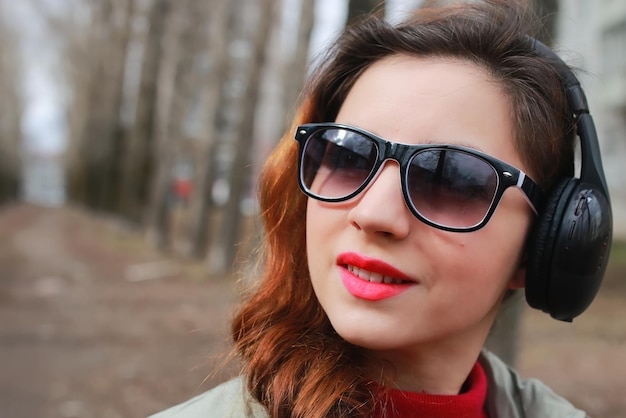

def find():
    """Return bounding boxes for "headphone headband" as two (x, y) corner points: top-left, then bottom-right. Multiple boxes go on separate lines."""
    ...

(526, 37), (611, 201)
(524, 36), (613, 322)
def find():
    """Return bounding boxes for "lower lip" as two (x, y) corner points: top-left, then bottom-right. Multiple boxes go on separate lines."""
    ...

(339, 266), (412, 301)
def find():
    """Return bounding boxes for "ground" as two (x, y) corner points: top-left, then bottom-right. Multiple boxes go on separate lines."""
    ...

(0, 204), (624, 418)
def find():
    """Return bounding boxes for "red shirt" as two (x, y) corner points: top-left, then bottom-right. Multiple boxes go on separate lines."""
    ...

(374, 362), (488, 418)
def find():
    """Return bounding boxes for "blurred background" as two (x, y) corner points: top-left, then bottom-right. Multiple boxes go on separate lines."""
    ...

(0, 0), (624, 417)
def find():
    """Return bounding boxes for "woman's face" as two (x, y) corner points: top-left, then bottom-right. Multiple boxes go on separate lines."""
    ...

(306, 55), (534, 389)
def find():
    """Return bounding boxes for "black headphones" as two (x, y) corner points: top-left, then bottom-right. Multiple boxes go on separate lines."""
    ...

(524, 37), (613, 322)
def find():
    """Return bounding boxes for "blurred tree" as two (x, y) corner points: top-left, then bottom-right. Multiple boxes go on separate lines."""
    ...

(119, 0), (169, 223)
(213, 0), (281, 274)
(347, 0), (381, 23)
(63, 0), (134, 211)
(145, 0), (206, 248)
(186, 0), (317, 266)
(0, 11), (23, 204)
(184, 0), (232, 258)
(55, 2), (94, 205)
(281, 0), (316, 121)
(31, 0), (313, 270)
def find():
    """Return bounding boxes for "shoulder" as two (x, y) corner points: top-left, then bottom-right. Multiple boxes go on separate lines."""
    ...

(148, 377), (268, 418)
(479, 350), (588, 418)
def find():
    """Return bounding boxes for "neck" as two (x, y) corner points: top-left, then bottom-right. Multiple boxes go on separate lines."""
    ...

(375, 347), (480, 394)
(371, 311), (496, 394)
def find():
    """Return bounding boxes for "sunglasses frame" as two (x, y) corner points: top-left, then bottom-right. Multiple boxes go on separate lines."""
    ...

(294, 123), (545, 232)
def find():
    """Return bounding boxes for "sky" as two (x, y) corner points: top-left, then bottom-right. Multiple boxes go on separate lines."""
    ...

(3, 0), (66, 155)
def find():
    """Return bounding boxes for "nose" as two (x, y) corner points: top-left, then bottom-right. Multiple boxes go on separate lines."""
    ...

(347, 161), (412, 239)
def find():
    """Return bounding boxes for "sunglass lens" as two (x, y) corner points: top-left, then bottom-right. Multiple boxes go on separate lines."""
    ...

(301, 128), (378, 199)
(407, 150), (498, 228)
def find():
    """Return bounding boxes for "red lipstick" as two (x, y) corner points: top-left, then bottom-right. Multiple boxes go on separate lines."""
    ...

(336, 252), (414, 301)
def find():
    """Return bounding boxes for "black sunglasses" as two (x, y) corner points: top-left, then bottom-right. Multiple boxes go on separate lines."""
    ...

(294, 123), (545, 232)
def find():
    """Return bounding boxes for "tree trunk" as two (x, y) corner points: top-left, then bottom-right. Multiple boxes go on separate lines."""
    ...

(62, 7), (93, 205)
(102, 0), (134, 212)
(119, 0), (170, 222)
(347, 0), (380, 23)
(281, 0), (316, 122)
(184, 0), (232, 258)
(55, 0), (132, 210)
(212, 0), (279, 274)
(144, 0), (203, 248)
(0, 18), (23, 204)
(76, 0), (133, 211)
(63, 3), (103, 205)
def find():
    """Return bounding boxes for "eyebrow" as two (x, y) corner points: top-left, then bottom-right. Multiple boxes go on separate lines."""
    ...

(408, 137), (487, 153)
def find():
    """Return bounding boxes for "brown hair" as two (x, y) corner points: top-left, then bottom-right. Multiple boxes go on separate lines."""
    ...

(231, 1), (576, 417)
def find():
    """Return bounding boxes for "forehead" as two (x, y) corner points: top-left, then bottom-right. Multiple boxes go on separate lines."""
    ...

(335, 54), (524, 170)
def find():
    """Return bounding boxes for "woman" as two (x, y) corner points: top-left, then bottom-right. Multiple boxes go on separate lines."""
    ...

(152, 0), (611, 416)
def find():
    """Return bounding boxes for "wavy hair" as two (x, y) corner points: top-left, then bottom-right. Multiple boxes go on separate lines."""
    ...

(231, 1), (576, 417)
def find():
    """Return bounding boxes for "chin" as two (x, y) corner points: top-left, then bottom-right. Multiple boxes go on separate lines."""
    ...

(331, 322), (400, 351)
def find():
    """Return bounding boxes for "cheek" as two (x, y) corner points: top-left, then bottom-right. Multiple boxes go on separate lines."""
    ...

(447, 215), (530, 290)
(305, 201), (341, 319)
(420, 239), (519, 330)
(305, 200), (320, 262)
(305, 198), (347, 248)
(305, 200), (335, 282)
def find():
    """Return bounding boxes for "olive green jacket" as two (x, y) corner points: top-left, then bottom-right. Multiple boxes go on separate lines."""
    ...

(149, 350), (587, 418)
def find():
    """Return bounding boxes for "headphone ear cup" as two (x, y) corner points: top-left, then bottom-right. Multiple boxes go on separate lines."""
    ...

(526, 178), (612, 321)
(525, 178), (576, 314)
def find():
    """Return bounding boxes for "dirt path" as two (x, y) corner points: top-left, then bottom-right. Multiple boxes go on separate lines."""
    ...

(0, 204), (238, 418)
(0, 204), (624, 417)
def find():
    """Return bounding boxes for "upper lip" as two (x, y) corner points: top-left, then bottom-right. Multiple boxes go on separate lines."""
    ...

(336, 251), (416, 283)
